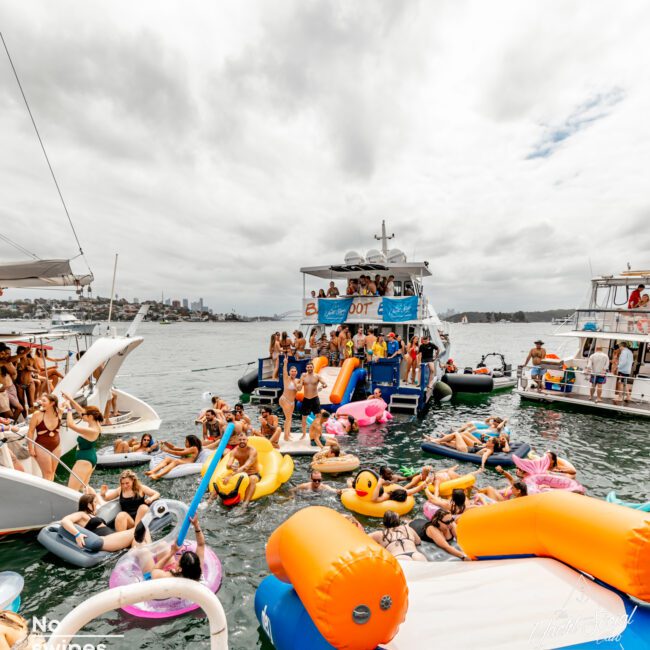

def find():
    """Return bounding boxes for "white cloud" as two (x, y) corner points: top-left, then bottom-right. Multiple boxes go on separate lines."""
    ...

(0, 0), (649, 314)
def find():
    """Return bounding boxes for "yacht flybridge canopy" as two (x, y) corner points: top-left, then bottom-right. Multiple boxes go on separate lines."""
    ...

(300, 262), (431, 280)
(592, 271), (650, 287)
(0, 258), (93, 289)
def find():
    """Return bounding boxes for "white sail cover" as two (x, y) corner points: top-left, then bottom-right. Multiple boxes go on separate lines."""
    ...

(0, 258), (92, 288)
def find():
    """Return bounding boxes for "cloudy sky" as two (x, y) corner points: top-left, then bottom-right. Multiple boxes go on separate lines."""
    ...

(1, 0), (649, 315)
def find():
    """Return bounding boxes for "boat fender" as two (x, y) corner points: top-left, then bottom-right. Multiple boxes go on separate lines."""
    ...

(442, 373), (494, 394)
(238, 368), (259, 395)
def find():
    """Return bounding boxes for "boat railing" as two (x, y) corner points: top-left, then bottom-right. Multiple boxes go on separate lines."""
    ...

(516, 362), (650, 402)
(0, 430), (89, 488)
(45, 578), (228, 650)
(571, 309), (650, 335)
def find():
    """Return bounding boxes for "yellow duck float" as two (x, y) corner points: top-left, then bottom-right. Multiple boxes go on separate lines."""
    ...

(202, 436), (294, 506)
(341, 468), (415, 517)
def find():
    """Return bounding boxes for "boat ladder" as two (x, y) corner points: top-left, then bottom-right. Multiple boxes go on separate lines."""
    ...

(251, 386), (282, 405)
(388, 392), (419, 415)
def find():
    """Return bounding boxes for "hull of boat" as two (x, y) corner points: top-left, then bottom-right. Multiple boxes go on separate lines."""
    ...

(517, 389), (650, 418)
(50, 323), (98, 335)
(0, 467), (79, 535)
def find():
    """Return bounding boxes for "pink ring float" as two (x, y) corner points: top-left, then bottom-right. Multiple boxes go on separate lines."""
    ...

(109, 540), (222, 618)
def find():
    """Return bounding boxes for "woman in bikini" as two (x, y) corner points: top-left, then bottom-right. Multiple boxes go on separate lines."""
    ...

(33, 347), (66, 392)
(27, 393), (62, 481)
(293, 331), (307, 359)
(15, 347), (41, 410)
(280, 331), (293, 356)
(270, 332), (281, 379)
(279, 360), (302, 441)
(62, 392), (103, 491)
(145, 435), (202, 480)
(404, 335), (420, 384)
(369, 510), (427, 562)
(113, 432), (159, 454)
(308, 328), (319, 359)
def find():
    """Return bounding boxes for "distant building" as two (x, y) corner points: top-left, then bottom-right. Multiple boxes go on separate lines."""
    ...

(172, 300), (181, 308)
(182, 298), (188, 309)
(164, 298), (171, 306)
(133, 297), (139, 304)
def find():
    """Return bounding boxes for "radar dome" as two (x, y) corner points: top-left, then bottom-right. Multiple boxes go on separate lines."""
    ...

(366, 249), (386, 264)
(387, 248), (407, 264)
(344, 251), (365, 265)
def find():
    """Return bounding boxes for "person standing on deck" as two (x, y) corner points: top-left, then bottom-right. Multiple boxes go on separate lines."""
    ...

(419, 335), (439, 390)
(300, 361), (328, 438)
(628, 284), (645, 309)
(326, 281), (340, 297)
(614, 342), (634, 404)
(524, 340), (546, 392)
(384, 275), (396, 297)
(587, 345), (610, 403)
(353, 326), (366, 360)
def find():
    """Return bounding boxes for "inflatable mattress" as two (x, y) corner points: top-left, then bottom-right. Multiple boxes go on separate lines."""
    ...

(97, 445), (152, 468)
(421, 439), (531, 467)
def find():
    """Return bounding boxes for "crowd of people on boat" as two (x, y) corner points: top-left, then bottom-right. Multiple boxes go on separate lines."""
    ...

(309, 274), (417, 299)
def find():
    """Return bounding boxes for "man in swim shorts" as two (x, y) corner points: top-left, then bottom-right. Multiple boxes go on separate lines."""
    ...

(300, 361), (327, 437)
(523, 340), (546, 392)
(309, 410), (331, 448)
(224, 432), (260, 508)
(253, 406), (282, 445)
(587, 345), (609, 403)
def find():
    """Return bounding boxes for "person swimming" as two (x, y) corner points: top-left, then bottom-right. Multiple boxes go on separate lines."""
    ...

(369, 510), (427, 562)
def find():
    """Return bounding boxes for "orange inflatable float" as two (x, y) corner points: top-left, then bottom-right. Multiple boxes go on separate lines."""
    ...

(457, 491), (650, 601)
(330, 357), (360, 404)
(295, 356), (328, 402)
(266, 506), (408, 650)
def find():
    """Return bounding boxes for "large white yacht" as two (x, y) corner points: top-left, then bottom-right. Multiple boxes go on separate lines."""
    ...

(249, 223), (458, 415)
(49, 307), (98, 335)
(516, 270), (650, 417)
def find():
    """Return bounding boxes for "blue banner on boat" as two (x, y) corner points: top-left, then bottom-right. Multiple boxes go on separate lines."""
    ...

(318, 298), (353, 324)
(382, 296), (418, 322)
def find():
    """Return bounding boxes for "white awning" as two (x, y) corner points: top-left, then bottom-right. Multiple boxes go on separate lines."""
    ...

(0, 259), (93, 288)
(299, 262), (431, 280)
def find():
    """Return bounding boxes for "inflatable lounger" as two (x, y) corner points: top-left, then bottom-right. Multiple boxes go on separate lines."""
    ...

(37, 499), (182, 568)
(421, 440), (531, 467)
(147, 449), (211, 479)
(97, 445), (152, 468)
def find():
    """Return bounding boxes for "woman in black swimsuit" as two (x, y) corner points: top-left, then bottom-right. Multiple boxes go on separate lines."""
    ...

(100, 469), (159, 531)
(408, 509), (470, 560)
(369, 510), (427, 562)
(60, 494), (142, 551)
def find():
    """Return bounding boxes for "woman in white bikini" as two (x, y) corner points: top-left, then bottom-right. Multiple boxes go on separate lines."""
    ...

(279, 359), (302, 440)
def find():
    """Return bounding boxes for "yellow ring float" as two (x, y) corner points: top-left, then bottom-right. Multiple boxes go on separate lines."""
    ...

(341, 469), (414, 517)
(201, 436), (294, 505)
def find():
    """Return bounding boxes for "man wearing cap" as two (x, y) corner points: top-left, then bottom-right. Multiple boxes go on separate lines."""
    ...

(386, 332), (401, 358)
(628, 284), (645, 309)
(524, 340), (546, 392)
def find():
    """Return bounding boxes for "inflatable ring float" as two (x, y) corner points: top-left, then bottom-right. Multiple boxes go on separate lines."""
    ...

(341, 469), (414, 517)
(311, 453), (360, 474)
(202, 436), (294, 505)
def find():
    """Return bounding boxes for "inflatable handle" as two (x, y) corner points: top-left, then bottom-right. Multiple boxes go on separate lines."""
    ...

(266, 506), (407, 650)
(177, 423), (234, 545)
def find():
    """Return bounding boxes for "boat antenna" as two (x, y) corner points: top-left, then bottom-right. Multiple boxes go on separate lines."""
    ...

(106, 253), (118, 333)
(374, 219), (394, 256)
(1, 32), (92, 277)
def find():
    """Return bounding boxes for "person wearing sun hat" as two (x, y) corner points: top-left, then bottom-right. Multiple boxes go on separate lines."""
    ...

(524, 340), (547, 392)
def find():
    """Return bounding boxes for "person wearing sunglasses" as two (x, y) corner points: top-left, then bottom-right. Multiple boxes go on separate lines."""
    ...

(290, 470), (337, 494)
(408, 509), (470, 560)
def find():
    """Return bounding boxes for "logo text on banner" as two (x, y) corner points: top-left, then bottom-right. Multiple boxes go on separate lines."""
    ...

(382, 296), (419, 322)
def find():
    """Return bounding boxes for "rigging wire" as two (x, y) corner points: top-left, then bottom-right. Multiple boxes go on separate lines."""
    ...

(0, 231), (40, 259)
(0, 31), (92, 276)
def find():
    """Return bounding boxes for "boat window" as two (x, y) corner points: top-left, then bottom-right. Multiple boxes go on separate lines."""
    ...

(581, 338), (595, 358)
(643, 344), (650, 364)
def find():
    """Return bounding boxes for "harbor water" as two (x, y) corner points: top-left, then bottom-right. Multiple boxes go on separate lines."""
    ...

(1, 321), (648, 649)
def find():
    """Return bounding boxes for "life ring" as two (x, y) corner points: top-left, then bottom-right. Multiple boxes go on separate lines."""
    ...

(311, 454), (360, 474)
(340, 469), (414, 517)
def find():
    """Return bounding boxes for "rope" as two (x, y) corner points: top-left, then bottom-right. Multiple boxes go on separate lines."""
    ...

(0, 32), (92, 276)
(116, 360), (256, 379)
(0, 231), (40, 259)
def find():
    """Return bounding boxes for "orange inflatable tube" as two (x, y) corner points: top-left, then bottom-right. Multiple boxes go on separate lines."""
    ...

(266, 506), (408, 650)
(457, 491), (650, 601)
(295, 356), (328, 402)
(330, 357), (360, 404)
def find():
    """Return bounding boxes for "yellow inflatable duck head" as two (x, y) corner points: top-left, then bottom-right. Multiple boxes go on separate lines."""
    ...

(214, 472), (250, 506)
(352, 469), (380, 499)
